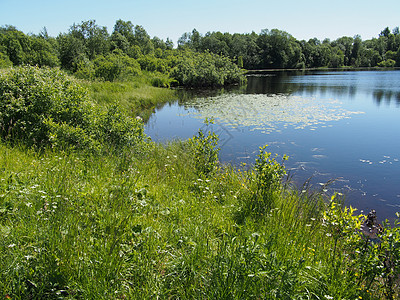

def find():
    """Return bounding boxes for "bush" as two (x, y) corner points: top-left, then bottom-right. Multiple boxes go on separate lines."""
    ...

(95, 104), (146, 150)
(378, 59), (396, 68)
(189, 119), (220, 177)
(170, 50), (246, 87)
(92, 50), (142, 81)
(0, 66), (146, 152)
(239, 146), (288, 216)
(137, 55), (169, 73)
(0, 52), (13, 68)
(74, 59), (95, 80)
(0, 66), (91, 147)
(149, 72), (175, 88)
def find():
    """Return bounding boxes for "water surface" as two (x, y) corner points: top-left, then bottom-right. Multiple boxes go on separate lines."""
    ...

(145, 70), (400, 220)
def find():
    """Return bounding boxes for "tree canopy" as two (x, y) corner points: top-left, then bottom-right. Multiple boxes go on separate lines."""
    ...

(1, 20), (399, 87)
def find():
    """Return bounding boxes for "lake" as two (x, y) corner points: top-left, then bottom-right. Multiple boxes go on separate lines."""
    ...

(145, 70), (400, 221)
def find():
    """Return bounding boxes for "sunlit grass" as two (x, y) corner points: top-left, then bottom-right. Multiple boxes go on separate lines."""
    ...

(1, 73), (399, 299)
(1, 140), (396, 299)
(81, 73), (177, 120)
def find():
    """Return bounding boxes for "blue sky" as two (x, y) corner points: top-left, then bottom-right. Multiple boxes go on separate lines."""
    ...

(1, 0), (399, 45)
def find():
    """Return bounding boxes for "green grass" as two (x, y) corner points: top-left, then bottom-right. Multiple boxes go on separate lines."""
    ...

(1, 139), (398, 299)
(1, 72), (400, 299)
(81, 73), (177, 120)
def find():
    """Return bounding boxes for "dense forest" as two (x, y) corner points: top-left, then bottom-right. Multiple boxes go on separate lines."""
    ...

(178, 27), (400, 69)
(1, 19), (400, 87)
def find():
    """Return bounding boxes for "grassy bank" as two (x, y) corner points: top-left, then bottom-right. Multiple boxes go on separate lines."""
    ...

(1, 139), (399, 299)
(81, 72), (178, 120)
(1, 67), (400, 299)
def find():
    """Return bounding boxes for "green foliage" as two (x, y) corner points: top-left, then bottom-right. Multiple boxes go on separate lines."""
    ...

(322, 196), (365, 261)
(57, 33), (86, 71)
(254, 145), (288, 192)
(329, 49), (345, 68)
(69, 19), (110, 60)
(2, 21), (400, 299)
(171, 50), (246, 87)
(44, 118), (101, 151)
(95, 104), (146, 150)
(137, 55), (169, 73)
(74, 49), (144, 82)
(0, 121), (400, 298)
(82, 76), (177, 120)
(0, 26), (59, 67)
(27, 36), (59, 67)
(3, 21), (400, 78)
(0, 51), (12, 68)
(378, 59), (396, 68)
(0, 66), (146, 152)
(375, 219), (400, 299)
(73, 58), (95, 79)
(320, 196), (400, 299)
(189, 119), (220, 177)
(238, 146), (288, 217)
(237, 55), (244, 68)
(92, 50), (142, 81)
(0, 66), (90, 147)
(178, 26), (400, 70)
(257, 29), (302, 69)
(149, 72), (175, 88)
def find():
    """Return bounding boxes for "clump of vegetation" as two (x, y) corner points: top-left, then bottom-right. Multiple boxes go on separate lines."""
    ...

(188, 119), (220, 177)
(171, 50), (246, 87)
(75, 49), (142, 81)
(0, 66), (146, 152)
(0, 52), (12, 68)
(0, 20), (247, 89)
(236, 146), (288, 218)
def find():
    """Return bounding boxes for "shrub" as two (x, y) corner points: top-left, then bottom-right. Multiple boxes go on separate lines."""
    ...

(74, 59), (95, 80)
(189, 119), (220, 177)
(236, 146), (288, 219)
(0, 52), (13, 68)
(170, 50), (246, 87)
(95, 104), (146, 150)
(137, 55), (169, 73)
(149, 72), (175, 88)
(0, 66), (91, 147)
(378, 59), (396, 68)
(250, 146), (287, 211)
(0, 66), (146, 152)
(44, 118), (100, 152)
(92, 50), (142, 81)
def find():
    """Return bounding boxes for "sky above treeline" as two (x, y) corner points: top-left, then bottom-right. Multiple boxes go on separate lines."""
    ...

(1, 0), (399, 45)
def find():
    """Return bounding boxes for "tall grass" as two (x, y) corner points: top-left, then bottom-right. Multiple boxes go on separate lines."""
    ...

(82, 72), (177, 120)
(1, 67), (399, 299)
(2, 139), (398, 299)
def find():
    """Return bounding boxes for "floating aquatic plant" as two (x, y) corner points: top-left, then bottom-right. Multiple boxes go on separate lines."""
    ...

(183, 93), (364, 134)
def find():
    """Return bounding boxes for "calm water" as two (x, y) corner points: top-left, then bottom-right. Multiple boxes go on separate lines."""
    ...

(145, 70), (400, 220)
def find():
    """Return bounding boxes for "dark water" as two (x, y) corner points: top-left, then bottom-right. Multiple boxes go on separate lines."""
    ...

(145, 70), (400, 221)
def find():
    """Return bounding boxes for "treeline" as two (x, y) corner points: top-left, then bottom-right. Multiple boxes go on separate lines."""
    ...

(179, 27), (400, 69)
(1, 20), (399, 86)
(0, 20), (244, 87)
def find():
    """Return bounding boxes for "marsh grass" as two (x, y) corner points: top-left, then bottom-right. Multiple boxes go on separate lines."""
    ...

(82, 73), (177, 120)
(1, 70), (399, 299)
(2, 139), (399, 299)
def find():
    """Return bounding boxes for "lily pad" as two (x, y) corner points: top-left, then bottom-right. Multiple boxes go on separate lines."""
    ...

(185, 93), (364, 133)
